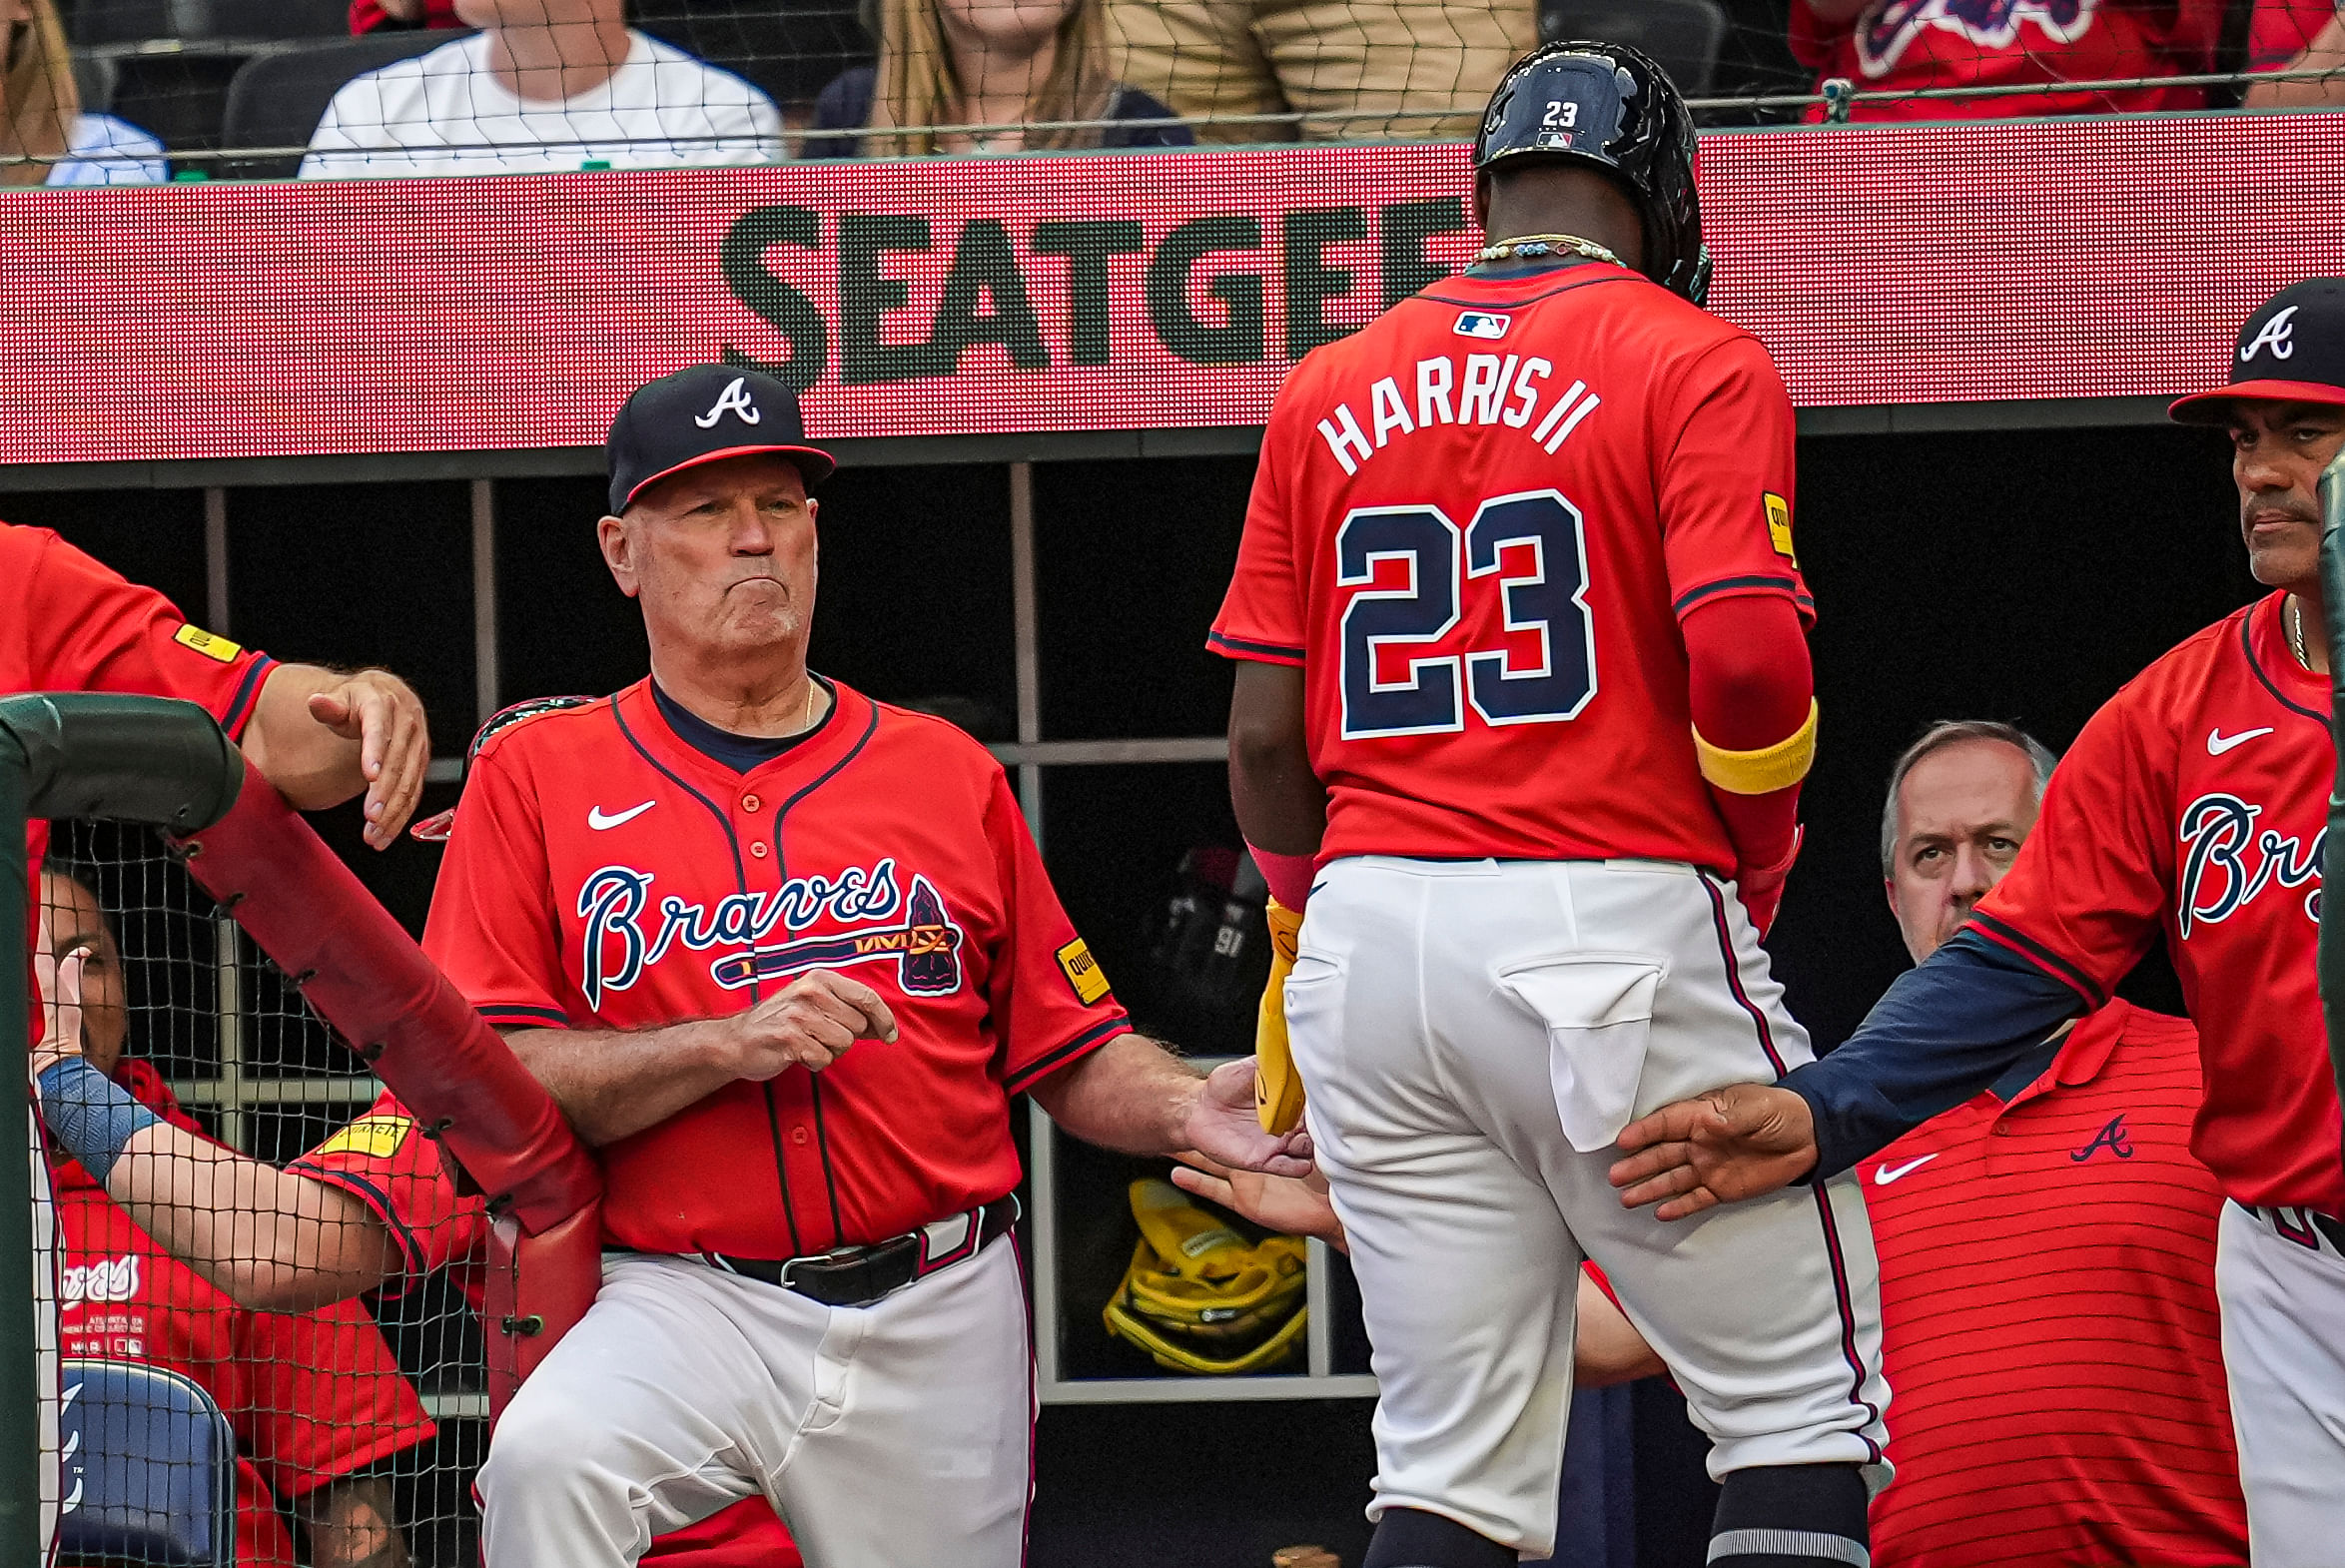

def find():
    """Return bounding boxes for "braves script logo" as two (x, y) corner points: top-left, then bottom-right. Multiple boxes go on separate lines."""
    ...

(2069, 1114), (2134, 1162)
(1855, 0), (2096, 78)
(2177, 792), (2323, 939)
(60, 1254), (140, 1307)
(578, 858), (964, 1005)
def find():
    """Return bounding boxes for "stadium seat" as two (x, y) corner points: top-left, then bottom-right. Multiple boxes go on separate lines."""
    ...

(68, 0), (345, 46)
(219, 31), (477, 178)
(54, 1358), (238, 1568)
(1538, 0), (1730, 95)
(71, 51), (122, 113)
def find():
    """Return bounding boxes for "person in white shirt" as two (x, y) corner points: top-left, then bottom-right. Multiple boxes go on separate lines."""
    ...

(300, 0), (784, 178)
(4, 0), (167, 187)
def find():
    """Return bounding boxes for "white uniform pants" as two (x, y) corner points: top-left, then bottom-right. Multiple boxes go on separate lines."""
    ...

(1286, 857), (1890, 1557)
(478, 1236), (1032, 1568)
(2216, 1200), (2345, 1568)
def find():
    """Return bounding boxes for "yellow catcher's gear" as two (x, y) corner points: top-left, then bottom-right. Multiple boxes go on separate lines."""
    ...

(1693, 699), (1820, 795)
(1255, 897), (1306, 1135)
(1103, 1179), (1308, 1375)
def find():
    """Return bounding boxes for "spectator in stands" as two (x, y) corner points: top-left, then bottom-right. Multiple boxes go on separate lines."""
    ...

(1, 0), (165, 185)
(34, 858), (434, 1568)
(2245, 0), (2345, 106)
(301, 0), (786, 177)
(1790, 0), (2229, 119)
(806, 0), (1190, 156)
(1188, 722), (2249, 1568)
(352, 0), (462, 31)
(1105, 0), (1531, 141)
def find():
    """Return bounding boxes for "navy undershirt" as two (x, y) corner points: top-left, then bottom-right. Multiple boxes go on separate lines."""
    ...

(1783, 930), (2086, 1179)
(651, 677), (835, 774)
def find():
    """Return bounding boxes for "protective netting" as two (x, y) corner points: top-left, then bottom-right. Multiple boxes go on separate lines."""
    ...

(4, 0), (2342, 186)
(34, 819), (487, 1566)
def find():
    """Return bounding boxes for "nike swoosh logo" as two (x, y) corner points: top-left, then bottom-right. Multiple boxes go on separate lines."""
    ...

(588, 800), (656, 831)
(2208, 726), (2274, 755)
(1874, 1154), (1938, 1185)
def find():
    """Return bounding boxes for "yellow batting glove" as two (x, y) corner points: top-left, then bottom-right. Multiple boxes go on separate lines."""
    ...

(1255, 898), (1307, 1135)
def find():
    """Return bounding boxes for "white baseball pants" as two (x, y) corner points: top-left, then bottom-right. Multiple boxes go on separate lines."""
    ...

(478, 1236), (1032, 1568)
(1286, 856), (1891, 1557)
(2216, 1199), (2345, 1568)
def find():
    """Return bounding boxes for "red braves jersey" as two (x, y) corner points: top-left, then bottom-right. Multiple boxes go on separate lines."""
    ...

(1211, 262), (1810, 871)
(50, 1064), (431, 1568)
(2246, 0), (2341, 68)
(1791, 0), (2226, 121)
(1969, 591), (2343, 1213)
(423, 678), (1131, 1257)
(286, 1094), (805, 1567)
(1858, 1001), (2243, 1568)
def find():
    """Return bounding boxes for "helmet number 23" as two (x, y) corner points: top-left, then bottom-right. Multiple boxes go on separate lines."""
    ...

(1335, 490), (1595, 739)
(1542, 100), (1579, 129)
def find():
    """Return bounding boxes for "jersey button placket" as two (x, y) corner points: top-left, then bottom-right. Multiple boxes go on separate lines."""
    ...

(750, 841), (769, 860)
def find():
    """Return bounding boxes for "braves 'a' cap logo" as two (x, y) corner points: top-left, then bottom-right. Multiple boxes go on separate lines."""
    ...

(2241, 306), (2300, 364)
(694, 376), (763, 429)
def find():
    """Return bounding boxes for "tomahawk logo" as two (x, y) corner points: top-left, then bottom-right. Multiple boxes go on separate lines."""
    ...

(694, 376), (763, 428)
(711, 876), (965, 995)
(2241, 306), (2299, 363)
(1856, 0), (2095, 78)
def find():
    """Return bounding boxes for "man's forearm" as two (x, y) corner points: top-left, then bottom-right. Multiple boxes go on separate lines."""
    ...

(1029, 1033), (1203, 1156)
(105, 1121), (398, 1311)
(1783, 931), (2083, 1176)
(296, 1475), (408, 1568)
(501, 1019), (735, 1147)
(1228, 661), (1327, 856)
(241, 664), (369, 809)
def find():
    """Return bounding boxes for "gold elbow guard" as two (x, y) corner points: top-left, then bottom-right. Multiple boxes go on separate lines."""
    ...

(1693, 700), (1819, 795)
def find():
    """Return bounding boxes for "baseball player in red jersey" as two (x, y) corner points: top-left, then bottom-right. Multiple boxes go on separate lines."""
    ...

(7, 518), (428, 1558)
(1215, 42), (1883, 1568)
(1611, 278), (2345, 1568)
(422, 364), (1305, 1567)
(33, 861), (434, 1568)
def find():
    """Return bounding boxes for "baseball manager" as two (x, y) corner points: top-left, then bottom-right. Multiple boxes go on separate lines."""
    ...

(425, 365), (1308, 1568)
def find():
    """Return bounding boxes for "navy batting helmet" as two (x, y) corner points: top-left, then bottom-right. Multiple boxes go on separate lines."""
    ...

(1474, 41), (1709, 306)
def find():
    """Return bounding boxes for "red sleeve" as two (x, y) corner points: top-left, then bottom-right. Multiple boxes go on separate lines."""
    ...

(420, 740), (575, 1031)
(1207, 398), (1307, 666)
(18, 525), (276, 739)
(980, 770), (1135, 1094)
(1656, 337), (1813, 628)
(1966, 683), (2174, 1005)
(2246, 0), (2339, 67)
(231, 1296), (433, 1498)
(285, 1091), (490, 1285)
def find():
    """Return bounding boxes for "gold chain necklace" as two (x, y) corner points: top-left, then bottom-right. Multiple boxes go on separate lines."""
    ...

(1472, 233), (1623, 268)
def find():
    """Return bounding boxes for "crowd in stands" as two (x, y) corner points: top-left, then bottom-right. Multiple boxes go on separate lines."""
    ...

(5, 0), (2345, 183)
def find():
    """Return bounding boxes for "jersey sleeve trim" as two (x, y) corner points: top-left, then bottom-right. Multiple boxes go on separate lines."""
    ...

(1961, 910), (2109, 1009)
(1205, 630), (1306, 666)
(478, 1003), (571, 1029)
(1004, 1015), (1133, 1095)
(1671, 574), (1815, 621)
(279, 1162), (428, 1291)
(217, 655), (277, 740)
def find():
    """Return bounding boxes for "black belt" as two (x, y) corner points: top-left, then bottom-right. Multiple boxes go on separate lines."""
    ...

(687, 1199), (1018, 1309)
(2234, 1199), (2345, 1254)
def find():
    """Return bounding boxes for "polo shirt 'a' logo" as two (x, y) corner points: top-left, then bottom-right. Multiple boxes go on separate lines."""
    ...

(2069, 1115), (2135, 1162)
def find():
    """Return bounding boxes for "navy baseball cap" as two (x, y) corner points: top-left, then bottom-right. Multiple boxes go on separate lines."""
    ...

(2171, 279), (2345, 423)
(605, 365), (836, 514)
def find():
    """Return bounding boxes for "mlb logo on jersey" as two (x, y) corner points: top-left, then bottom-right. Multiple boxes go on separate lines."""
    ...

(1454, 312), (1511, 341)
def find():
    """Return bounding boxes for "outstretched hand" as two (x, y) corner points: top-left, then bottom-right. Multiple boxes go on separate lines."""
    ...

(306, 670), (428, 850)
(1178, 1059), (1314, 1179)
(1607, 1083), (1819, 1220)
(1172, 1152), (1345, 1249)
